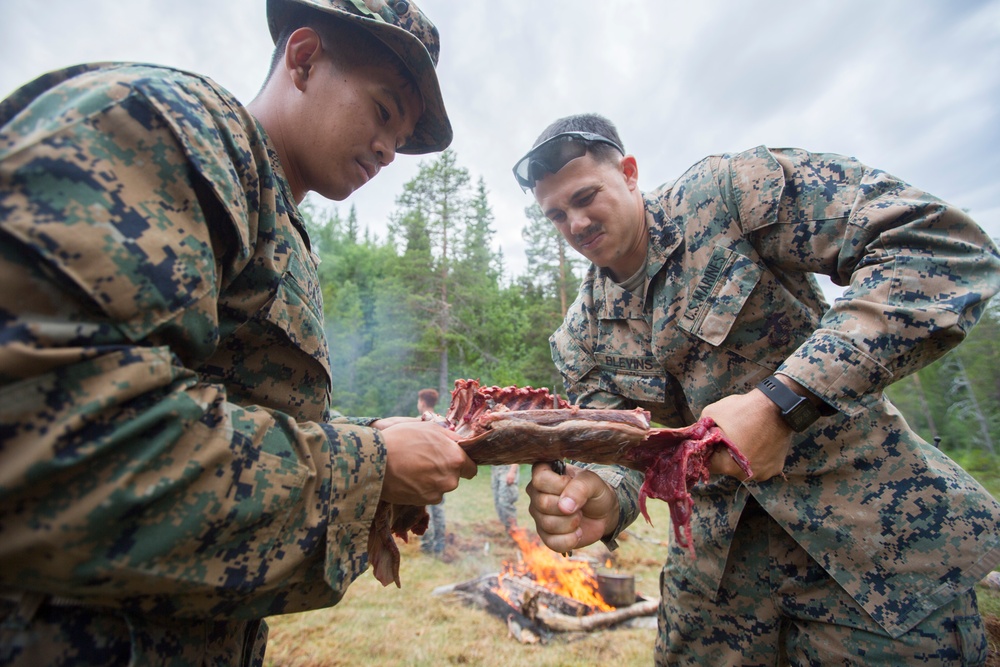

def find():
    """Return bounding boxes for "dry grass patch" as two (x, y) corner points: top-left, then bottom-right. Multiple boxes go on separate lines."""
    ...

(265, 466), (668, 666)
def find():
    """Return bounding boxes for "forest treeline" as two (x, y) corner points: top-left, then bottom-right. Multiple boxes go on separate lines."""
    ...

(306, 149), (1000, 472)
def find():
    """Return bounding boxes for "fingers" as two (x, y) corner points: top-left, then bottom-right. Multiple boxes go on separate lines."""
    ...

(379, 420), (476, 504)
(708, 447), (753, 481)
(526, 463), (576, 550)
(370, 416), (419, 430)
(458, 454), (478, 479)
(526, 464), (617, 553)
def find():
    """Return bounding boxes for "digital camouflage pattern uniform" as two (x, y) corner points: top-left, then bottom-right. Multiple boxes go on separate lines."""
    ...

(420, 499), (446, 557)
(551, 146), (1000, 665)
(0, 63), (387, 665)
(490, 464), (519, 533)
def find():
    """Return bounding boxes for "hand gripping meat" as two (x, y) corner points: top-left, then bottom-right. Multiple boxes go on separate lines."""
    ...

(367, 380), (752, 586)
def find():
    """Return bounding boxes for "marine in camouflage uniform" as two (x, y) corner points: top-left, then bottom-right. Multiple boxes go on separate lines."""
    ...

(416, 389), (447, 558)
(491, 464), (520, 534)
(420, 499), (447, 557)
(516, 114), (1000, 665)
(0, 1), (474, 665)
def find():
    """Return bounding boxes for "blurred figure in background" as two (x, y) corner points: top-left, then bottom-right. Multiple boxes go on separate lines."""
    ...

(418, 388), (447, 558)
(491, 464), (520, 535)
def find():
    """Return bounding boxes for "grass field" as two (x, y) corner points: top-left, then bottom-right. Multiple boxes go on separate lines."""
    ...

(263, 465), (1000, 666)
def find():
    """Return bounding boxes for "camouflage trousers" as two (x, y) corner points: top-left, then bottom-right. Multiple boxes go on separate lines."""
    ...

(421, 498), (446, 556)
(0, 592), (268, 666)
(490, 465), (519, 532)
(657, 499), (988, 666)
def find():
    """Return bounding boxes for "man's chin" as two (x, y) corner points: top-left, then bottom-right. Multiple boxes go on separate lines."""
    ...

(318, 182), (359, 202)
(572, 246), (603, 267)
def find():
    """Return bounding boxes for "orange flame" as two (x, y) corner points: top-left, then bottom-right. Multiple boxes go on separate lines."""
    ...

(495, 527), (613, 612)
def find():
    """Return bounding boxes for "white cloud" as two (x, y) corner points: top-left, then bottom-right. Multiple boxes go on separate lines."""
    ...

(2, 0), (998, 285)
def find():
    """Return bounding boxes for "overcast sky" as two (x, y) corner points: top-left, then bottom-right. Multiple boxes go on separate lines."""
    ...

(2, 0), (998, 293)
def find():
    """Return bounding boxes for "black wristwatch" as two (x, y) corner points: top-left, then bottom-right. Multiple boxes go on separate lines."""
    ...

(756, 375), (821, 432)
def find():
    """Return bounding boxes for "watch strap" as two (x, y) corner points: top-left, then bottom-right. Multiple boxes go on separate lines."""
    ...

(756, 375), (821, 432)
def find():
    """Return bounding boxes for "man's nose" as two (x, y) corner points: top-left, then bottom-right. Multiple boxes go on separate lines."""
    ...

(375, 135), (397, 167)
(567, 212), (591, 236)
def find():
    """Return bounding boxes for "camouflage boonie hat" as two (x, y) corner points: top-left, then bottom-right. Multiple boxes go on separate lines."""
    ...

(266, 0), (452, 154)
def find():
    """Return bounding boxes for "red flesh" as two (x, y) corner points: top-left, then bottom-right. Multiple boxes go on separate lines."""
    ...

(367, 380), (752, 586)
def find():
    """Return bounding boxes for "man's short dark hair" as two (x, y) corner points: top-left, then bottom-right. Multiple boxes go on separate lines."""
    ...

(264, 6), (414, 89)
(418, 388), (439, 408)
(534, 113), (625, 167)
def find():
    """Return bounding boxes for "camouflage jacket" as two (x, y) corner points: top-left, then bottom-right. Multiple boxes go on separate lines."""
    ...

(0, 64), (385, 662)
(551, 146), (1000, 638)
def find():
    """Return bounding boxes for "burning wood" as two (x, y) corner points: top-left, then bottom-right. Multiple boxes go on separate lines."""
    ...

(498, 528), (612, 613)
(536, 598), (659, 633)
(433, 527), (658, 642)
(435, 571), (658, 642)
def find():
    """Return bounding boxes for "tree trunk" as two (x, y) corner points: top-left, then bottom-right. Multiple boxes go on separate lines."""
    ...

(952, 355), (995, 453)
(558, 240), (568, 315)
(910, 372), (938, 440)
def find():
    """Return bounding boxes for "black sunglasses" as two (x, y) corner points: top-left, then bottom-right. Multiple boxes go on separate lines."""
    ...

(512, 131), (624, 191)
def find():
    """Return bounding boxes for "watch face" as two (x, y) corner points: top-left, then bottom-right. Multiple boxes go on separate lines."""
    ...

(786, 400), (820, 432)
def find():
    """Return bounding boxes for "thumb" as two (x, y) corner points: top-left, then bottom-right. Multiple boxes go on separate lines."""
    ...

(557, 468), (612, 516)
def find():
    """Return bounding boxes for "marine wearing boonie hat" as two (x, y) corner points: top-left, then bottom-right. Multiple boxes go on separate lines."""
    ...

(266, 0), (452, 154)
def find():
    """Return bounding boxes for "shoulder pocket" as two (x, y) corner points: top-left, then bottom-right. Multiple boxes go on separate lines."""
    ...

(678, 245), (761, 346)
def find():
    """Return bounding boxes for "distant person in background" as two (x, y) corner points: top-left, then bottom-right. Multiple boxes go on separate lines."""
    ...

(418, 388), (447, 558)
(491, 464), (520, 535)
(417, 388), (440, 417)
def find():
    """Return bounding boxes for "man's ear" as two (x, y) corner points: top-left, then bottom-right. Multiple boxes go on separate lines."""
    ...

(621, 155), (640, 189)
(284, 27), (323, 92)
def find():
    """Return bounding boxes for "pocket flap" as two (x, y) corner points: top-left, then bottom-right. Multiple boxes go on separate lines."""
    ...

(679, 246), (762, 346)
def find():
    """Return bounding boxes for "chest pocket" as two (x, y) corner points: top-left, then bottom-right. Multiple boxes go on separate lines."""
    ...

(593, 315), (668, 406)
(204, 251), (333, 422)
(246, 252), (332, 414)
(677, 245), (761, 346)
(553, 310), (670, 407)
(264, 258), (331, 372)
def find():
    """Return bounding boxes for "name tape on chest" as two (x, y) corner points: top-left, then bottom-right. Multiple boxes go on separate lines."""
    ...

(599, 354), (662, 377)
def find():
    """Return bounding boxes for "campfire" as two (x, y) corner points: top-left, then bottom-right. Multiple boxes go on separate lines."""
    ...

(496, 528), (614, 612)
(434, 528), (658, 643)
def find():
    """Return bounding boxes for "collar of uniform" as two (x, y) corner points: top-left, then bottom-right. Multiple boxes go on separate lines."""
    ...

(643, 190), (683, 276)
(255, 119), (314, 254)
(594, 191), (680, 321)
(596, 274), (647, 320)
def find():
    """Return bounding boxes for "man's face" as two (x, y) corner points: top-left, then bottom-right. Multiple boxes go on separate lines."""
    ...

(533, 153), (646, 280)
(295, 58), (423, 201)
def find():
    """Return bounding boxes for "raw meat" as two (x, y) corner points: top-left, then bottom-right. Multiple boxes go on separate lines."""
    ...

(632, 420), (749, 556)
(367, 380), (752, 586)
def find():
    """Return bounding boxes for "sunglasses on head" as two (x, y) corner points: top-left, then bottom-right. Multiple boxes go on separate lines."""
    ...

(512, 131), (625, 191)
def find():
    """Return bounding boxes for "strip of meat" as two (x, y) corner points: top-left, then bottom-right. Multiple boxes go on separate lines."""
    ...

(366, 380), (752, 586)
(633, 421), (751, 557)
(459, 408), (652, 465)
(368, 502), (429, 588)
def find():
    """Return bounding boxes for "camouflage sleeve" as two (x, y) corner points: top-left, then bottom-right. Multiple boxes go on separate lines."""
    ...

(550, 301), (644, 549)
(721, 146), (1000, 415)
(0, 71), (384, 616)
